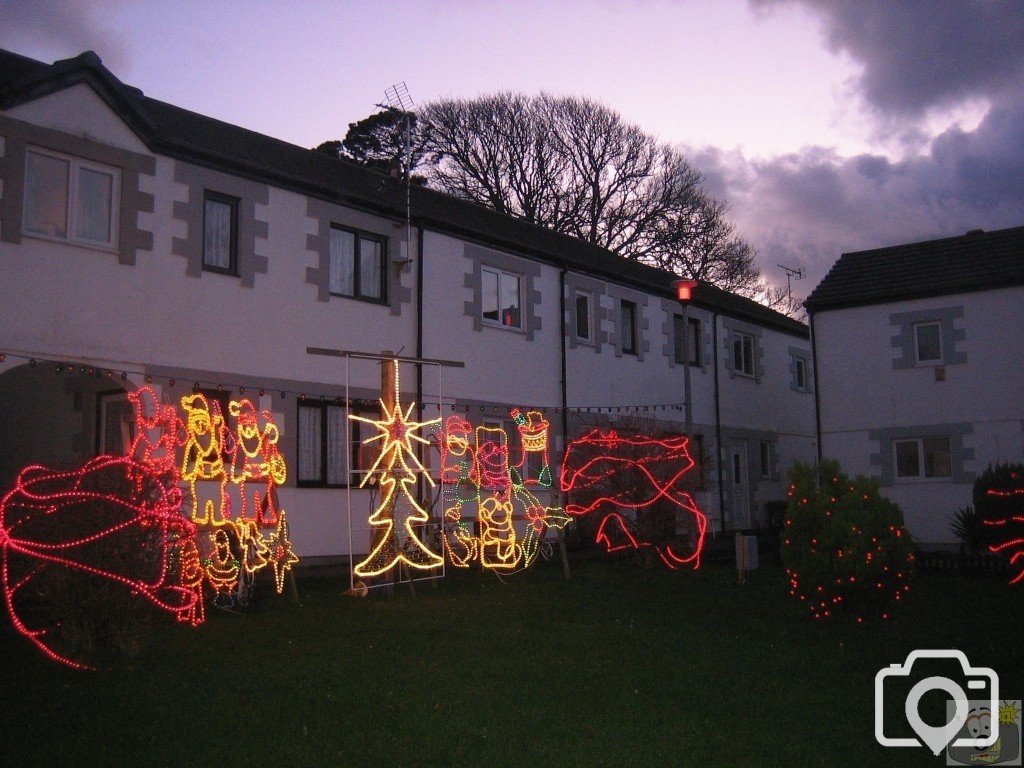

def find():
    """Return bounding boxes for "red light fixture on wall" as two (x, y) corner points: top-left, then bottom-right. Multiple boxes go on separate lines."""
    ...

(672, 279), (698, 302)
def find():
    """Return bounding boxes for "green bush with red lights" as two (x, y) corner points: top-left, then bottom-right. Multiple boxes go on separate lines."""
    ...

(782, 460), (915, 621)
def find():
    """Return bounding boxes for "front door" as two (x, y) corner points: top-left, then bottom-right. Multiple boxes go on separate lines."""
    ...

(731, 443), (750, 529)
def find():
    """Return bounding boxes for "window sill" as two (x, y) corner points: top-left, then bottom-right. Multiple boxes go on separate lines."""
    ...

(202, 264), (239, 277)
(482, 319), (526, 334)
(23, 231), (120, 256)
(296, 481), (350, 489)
(329, 291), (389, 307)
(894, 476), (954, 484)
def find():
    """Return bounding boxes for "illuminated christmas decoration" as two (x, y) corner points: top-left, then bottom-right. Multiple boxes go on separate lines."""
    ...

(265, 511), (299, 594)
(982, 468), (1024, 586)
(349, 363), (443, 578)
(127, 385), (184, 487)
(175, 536), (206, 627)
(203, 527), (240, 597)
(438, 412), (568, 572)
(0, 455), (198, 669)
(510, 408), (552, 486)
(180, 393), (232, 526)
(235, 518), (271, 576)
(559, 429), (707, 570)
(228, 399), (285, 526)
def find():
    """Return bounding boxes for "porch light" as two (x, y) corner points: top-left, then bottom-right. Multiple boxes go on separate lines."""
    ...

(672, 279), (698, 302)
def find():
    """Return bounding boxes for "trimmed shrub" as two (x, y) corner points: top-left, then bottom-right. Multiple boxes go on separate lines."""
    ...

(782, 459), (915, 621)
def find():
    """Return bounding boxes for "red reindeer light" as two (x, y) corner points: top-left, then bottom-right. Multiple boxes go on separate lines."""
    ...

(560, 429), (707, 569)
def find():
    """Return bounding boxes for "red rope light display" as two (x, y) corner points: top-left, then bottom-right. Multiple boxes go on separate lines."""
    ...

(984, 477), (1024, 586)
(0, 455), (199, 669)
(559, 429), (707, 570)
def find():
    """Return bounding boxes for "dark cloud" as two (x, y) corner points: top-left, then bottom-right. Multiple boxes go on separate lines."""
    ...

(691, 93), (1024, 294)
(751, 0), (1024, 118)
(703, 1), (1024, 298)
(0, 0), (129, 71)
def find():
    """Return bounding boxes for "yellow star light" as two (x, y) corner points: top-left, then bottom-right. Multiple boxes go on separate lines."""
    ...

(266, 511), (299, 594)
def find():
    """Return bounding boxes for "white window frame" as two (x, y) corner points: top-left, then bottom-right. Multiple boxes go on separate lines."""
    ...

(733, 332), (755, 377)
(481, 266), (523, 330)
(913, 321), (943, 365)
(575, 290), (593, 342)
(893, 436), (953, 481)
(23, 146), (120, 250)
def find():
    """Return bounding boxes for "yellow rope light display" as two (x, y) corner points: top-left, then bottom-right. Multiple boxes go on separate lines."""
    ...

(349, 364), (443, 578)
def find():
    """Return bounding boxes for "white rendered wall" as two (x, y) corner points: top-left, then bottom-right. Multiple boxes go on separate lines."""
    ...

(815, 287), (1024, 545)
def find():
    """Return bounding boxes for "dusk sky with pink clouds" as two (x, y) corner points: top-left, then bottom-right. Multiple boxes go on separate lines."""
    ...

(3, 0), (1022, 300)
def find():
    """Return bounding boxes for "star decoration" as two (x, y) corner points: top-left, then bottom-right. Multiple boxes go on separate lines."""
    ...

(265, 511), (299, 594)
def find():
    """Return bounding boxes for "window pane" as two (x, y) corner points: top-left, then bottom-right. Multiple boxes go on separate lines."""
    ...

(326, 405), (346, 485)
(75, 167), (113, 243)
(25, 152), (69, 238)
(359, 238), (384, 299)
(673, 315), (686, 363)
(760, 441), (770, 477)
(297, 406), (323, 482)
(621, 302), (635, 352)
(203, 198), (233, 269)
(500, 272), (520, 327)
(576, 293), (591, 340)
(688, 318), (700, 365)
(923, 436), (951, 478)
(796, 358), (806, 389)
(895, 440), (920, 478)
(481, 269), (499, 322)
(742, 335), (754, 375)
(329, 228), (356, 295)
(915, 323), (942, 362)
(733, 338), (743, 371)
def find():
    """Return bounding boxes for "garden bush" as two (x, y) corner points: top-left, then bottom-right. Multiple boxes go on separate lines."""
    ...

(782, 460), (915, 620)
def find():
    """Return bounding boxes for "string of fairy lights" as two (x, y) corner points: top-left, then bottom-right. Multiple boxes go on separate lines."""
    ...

(0, 350), (689, 415)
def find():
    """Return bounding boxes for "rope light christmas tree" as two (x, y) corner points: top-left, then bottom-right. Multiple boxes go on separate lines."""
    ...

(349, 361), (443, 578)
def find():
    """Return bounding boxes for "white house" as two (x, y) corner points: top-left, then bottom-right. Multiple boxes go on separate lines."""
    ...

(0, 49), (816, 563)
(805, 226), (1024, 547)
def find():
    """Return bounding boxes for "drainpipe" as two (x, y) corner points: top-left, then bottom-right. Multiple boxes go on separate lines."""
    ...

(558, 268), (569, 457)
(415, 225), (424, 410)
(557, 267), (571, 580)
(712, 311), (725, 535)
(809, 310), (823, 463)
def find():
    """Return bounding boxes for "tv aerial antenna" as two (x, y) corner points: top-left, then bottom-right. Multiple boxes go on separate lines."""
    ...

(378, 82), (415, 272)
(777, 264), (805, 308)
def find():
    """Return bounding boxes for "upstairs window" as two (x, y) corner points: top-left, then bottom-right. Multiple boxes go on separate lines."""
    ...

(913, 321), (943, 364)
(575, 291), (593, 342)
(674, 315), (701, 365)
(621, 300), (637, 355)
(733, 332), (755, 376)
(24, 148), (119, 248)
(795, 358), (808, 391)
(894, 436), (952, 480)
(330, 226), (386, 302)
(482, 267), (521, 328)
(759, 440), (772, 479)
(203, 192), (238, 274)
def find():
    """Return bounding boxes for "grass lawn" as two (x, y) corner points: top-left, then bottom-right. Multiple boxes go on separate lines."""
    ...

(0, 559), (1020, 767)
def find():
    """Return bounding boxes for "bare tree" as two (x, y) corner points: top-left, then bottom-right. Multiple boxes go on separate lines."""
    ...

(324, 93), (802, 316)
